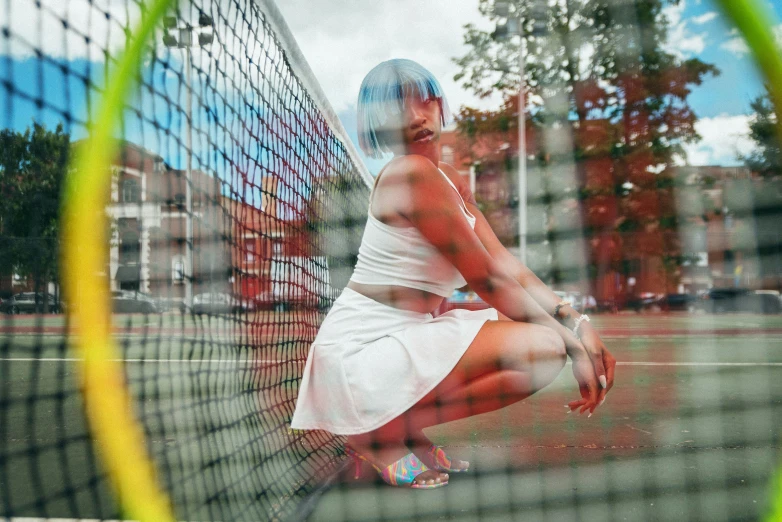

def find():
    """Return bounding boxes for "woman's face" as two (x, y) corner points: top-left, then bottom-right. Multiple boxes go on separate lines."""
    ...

(380, 93), (441, 155)
(401, 95), (441, 154)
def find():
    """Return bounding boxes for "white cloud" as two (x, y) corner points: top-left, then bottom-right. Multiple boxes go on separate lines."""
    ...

(0, 0), (138, 60)
(682, 114), (755, 166)
(663, 2), (707, 59)
(274, 0), (500, 114)
(691, 12), (718, 25)
(721, 23), (782, 57)
(721, 37), (750, 56)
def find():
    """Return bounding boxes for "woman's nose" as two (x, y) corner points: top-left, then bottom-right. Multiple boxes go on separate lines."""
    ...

(408, 108), (426, 127)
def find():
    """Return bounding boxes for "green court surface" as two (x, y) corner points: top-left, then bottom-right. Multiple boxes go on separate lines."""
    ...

(1, 312), (781, 520)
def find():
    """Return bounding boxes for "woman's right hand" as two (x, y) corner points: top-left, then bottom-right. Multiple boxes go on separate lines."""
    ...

(566, 342), (601, 415)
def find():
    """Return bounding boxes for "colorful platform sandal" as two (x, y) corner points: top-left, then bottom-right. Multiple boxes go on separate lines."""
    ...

(424, 444), (470, 473)
(344, 445), (448, 489)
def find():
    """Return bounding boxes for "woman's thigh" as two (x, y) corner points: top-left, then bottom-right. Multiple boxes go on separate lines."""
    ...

(417, 318), (567, 406)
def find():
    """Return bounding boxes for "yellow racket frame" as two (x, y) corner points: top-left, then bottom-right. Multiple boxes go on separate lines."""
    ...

(61, 0), (175, 519)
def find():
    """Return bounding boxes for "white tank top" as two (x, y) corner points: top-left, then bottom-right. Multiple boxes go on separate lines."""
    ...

(349, 169), (477, 297)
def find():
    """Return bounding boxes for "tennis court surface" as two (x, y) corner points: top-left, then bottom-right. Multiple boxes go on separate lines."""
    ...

(2, 312), (781, 521)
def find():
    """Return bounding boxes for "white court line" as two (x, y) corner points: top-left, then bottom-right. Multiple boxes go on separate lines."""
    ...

(2, 515), (219, 522)
(615, 362), (782, 366)
(0, 358), (296, 365)
(1, 358), (781, 367)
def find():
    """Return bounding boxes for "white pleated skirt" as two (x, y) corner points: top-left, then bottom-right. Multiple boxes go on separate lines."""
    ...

(290, 287), (498, 435)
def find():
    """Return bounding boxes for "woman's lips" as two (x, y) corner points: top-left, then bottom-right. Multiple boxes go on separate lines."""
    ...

(413, 129), (433, 142)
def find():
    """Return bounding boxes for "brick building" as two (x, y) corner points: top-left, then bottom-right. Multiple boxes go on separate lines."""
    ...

(107, 141), (299, 306)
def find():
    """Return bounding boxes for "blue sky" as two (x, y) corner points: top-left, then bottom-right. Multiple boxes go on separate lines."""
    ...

(3, 0), (782, 175)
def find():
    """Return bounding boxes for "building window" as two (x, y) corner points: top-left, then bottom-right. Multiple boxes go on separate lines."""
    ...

(442, 145), (455, 166)
(122, 179), (140, 203)
(172, 256), (185, 283)
(246, 241), (256, 262)
(119, 230), (140, 265)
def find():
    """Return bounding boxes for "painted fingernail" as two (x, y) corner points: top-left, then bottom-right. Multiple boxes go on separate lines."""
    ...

(564, 405), (570, 408)
(599, 375), (607, 388)
(588, 412), (593, 418)
(566, 409), (571, 414)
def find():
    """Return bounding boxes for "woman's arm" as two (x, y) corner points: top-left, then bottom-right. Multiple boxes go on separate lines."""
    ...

(390, 156), (591, 360)
(438, 163), (615, 408)
(435, 165), (582, 321)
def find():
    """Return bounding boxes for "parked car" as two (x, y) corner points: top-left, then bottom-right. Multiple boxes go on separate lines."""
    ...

(437, 289), (490, 315)
(235, 296), (256, 313)
(596, 298), (620, 314)
(2, 292), (63, 314)
(582, 294), (598, 313)
(256, 289), (332, 312)
(751, 290), (782, 314)
(156, 297), (186, 313)
(659, 293), (699, 312)
(626, 292), (664, 312)
(111, 290), (158, 314)
(698, 288), (756, 313)
(191, 292), (249, 314)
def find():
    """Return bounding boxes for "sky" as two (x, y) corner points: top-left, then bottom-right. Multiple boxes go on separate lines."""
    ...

(1, 0), (781, 176)
(274, 0), (782, 174)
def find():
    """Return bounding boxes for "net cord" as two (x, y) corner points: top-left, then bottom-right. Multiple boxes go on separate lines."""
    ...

(257, 0), (374, 189)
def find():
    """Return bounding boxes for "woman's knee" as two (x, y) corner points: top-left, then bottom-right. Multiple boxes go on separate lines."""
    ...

(540, 325), (567, 366)
(526, 325), (567, 385)
(494, 324), (565, 369)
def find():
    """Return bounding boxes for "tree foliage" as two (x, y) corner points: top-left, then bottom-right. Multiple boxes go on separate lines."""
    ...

(742, 91), (782, 179)
(0, 123), (70, 307)
(452, 0), (718, 295)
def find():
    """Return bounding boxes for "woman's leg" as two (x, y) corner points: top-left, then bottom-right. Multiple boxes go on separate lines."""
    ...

(346, 319), (567, 482)
(408, 317), (567, 428)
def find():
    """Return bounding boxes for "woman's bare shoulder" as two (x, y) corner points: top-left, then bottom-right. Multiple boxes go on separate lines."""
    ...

(381, 154), (440, 182)
(438, 162), (474, 196)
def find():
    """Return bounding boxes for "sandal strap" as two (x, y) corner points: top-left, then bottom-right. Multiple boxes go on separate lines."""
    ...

(426, 444), (452, 469)
(380, 453), (428, 486)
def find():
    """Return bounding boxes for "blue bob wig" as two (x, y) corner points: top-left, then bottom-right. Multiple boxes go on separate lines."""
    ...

(357, 59), (452, 159)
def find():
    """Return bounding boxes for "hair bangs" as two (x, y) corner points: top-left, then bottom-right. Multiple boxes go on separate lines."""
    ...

(357, 59), (451, 159)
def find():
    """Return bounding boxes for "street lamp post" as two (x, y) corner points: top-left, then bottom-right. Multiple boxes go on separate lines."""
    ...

(493, 1), (546, 266)
(163, 13), (213, 310)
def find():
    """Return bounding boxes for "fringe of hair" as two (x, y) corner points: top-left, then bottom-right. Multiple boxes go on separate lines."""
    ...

(357, 59), (451, 159)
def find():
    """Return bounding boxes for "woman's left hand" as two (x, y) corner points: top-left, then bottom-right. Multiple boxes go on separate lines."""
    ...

(568, 325), (616, 414)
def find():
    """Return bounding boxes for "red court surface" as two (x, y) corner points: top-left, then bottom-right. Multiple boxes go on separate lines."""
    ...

(308, 313), (782, 522)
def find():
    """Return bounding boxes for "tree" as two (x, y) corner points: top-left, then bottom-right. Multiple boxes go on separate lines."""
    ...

(739, 89), (782, 288)
(452, 0), (718, 299)
(0, 123), (70, 311)
(742, 90), (782, 179)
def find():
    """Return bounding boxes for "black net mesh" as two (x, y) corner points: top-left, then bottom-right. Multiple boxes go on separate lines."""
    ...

(1, 0), (369, 520)
(1, 1), (782, 521)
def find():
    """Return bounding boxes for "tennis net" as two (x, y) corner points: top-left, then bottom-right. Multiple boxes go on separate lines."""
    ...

(1, 0), (370, 520)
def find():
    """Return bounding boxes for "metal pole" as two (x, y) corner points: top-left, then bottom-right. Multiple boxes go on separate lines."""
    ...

(518, 36), (527, 266)
(185, 44), (193, 309)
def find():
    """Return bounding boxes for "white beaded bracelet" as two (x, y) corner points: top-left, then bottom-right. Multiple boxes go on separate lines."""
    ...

(572, 314), (590, 339)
